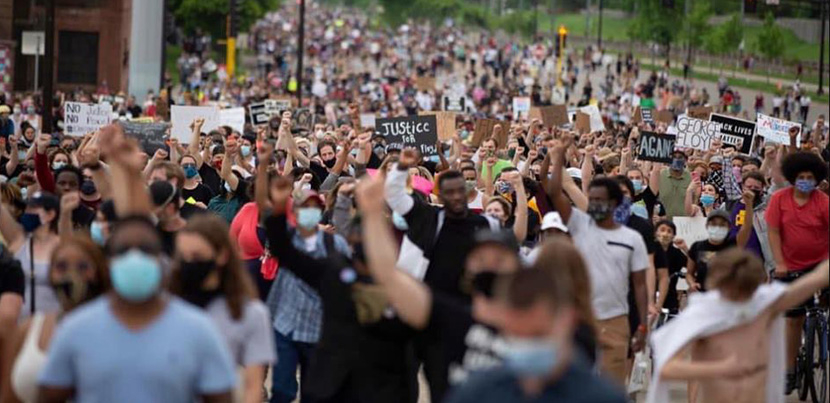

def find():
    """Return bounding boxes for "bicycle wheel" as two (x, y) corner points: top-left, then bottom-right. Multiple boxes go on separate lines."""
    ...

(801, 317), (817, 401)
(811, 317), (828, 403)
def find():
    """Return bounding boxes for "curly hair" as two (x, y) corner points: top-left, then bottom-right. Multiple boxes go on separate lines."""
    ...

(781, 151), (828, 185)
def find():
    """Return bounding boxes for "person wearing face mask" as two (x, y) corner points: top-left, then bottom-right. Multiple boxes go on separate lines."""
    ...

(35, 216), (237, 403)
(653, 220), (688, 316)
(626, 167), (660, 222)
(445, 267), (625, 403)
(765, 151), (829, 392)
(361, 172), (522, 401)
(548, 136), (649, 388)
(89, 200), (117, 247)
(171, 215), (275, 403)
(261, 177), (418, 403)
(150, 181), (187, 256)
(684, 178), (719, 218)
(3, 235), (107, 403)
(209, 140), (252, 223)
(461, 166), (483, 213)
(180, 154), (215, 212)
(262, 186), (352, 403)
(658, 150), (691, 219)
(0, 105), (14, 139)
(685, 210), (736, 293)
(0, 192), (62, 319)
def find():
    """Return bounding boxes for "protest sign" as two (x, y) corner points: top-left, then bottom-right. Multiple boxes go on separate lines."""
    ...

(170, 105), (219, 142)
(63, 102), (113, 136)
(471, 118), (510, 147)
(631, 106), (642, 124)
(268, 98), (293, 113)
(655, 110), (674, 124)
(512, 97), (531, 118)
(415, 76), (436, 92)
(673, 216), (708, 245)
(640, 108), (654, 124)
(249, 102), (271, 126)
(420, 111), (456, 141)
(675, 116), (721, 151)
(687, 106), (713, 120)
(637, 131), (676, 163)
(575, 112), (591, 134)
(442, 95), (466, 112)
(375, 115), (438, 156)
(324, 103), (339, 125)
(292, 108), (313, 132)
(118, 121), (169, 156)
(579, 104), (605, 132)
(709, 113), (756, 154)
(359, 113), (376, 129)
(756, 113), (801, 144)
(530, 105), (568, 128)
(219, 107), (245, 133)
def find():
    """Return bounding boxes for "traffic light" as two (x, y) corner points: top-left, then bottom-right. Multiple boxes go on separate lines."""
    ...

(229, 0), (241, 37)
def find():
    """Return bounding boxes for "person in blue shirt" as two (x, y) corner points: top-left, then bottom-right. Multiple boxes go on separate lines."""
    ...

(0, 105), (14, 138)
(37, 215), (237, 403)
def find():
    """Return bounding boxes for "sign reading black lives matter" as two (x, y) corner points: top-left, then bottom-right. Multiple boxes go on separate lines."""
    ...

(640, 108), (654, 124)
(709, 113), (756, 154)
(375, 115), (438, 156)
(637, 131), (676, 163)
(675, 116), (721, 151)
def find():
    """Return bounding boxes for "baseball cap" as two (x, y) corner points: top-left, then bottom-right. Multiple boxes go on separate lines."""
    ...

(566, 167), (582, 180)
(27, 191), (60, 211)
(471, 229), (519, 252)
(706, 209), (731, 224)
(541, 212), (568, 233)
(709, 155), (724, 165)
(293, 189), (324, 208)
(149, 181), (179, 208)
(386, 143), (403, 153)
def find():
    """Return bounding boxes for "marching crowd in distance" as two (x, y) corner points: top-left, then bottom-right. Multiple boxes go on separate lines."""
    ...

(0, 2), (828, 403)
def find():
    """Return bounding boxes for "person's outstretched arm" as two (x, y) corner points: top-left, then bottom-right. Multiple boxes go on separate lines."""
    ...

(772, 260), (829, 314)
(97, 124), (152, 217)
(385, 149), (418, 216)
(357, 174), (431, 330)
(549, 134), (573, 223)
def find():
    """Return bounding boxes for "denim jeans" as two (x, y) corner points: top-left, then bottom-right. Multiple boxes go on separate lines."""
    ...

(270, 330), (316, 403)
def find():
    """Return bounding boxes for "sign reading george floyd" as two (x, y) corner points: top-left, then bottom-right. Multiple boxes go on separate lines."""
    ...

(709, 113), (756, 154)
(675, 116), (721, 151)
(637, 131), (676, 163)
(375, 115), (438, 156)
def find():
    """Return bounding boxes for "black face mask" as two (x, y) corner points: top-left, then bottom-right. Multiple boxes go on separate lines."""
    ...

(471, 271), (499, 298)
(51, 278), (102, 308)
(323, 158), (336, 169)
(80, 180), (97, 196)
(179, 259), (220, 308)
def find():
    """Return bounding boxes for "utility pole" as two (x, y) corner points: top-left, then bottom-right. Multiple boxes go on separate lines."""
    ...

(585, 0), (591, 38)
(818, 0), (826, 95)
(227, 0), (238, 78)
(597, 0), (603, 48)
(686, 0), (692, 74)
(42, 0), (55, 134)
(296, 0), (306, 105)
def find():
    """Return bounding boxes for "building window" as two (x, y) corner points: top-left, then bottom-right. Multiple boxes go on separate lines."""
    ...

(58, 31), (98, 85)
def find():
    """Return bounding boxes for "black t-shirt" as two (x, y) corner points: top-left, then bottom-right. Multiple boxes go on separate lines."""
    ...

(632, 187), (659, 222)
(71, 205), (96, 230)
(688, 239), (735, 291)
(0, 246), (24, 297)
(158, 227), (177, 257)
(309, 161), (329, 183)
(626, 214), (656, 255)
(181, 183), (215, 206)
(198, 165), (222, 196)
(659, 245), (687, 313)
(0, 156), (22, 179)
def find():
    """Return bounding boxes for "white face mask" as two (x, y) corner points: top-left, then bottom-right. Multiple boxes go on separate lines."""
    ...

(707, 226), (729, 243)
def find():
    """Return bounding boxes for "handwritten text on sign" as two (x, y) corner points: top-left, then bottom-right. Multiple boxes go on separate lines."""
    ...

(64, 102), (112, 136)
(375, 115), (438, 156)
(756, 113), (801, 144)
(675, 116), (721, 151)
(637, 131), (676, 163)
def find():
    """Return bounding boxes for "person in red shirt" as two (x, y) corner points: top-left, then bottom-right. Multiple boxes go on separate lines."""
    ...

(765, 151), (829, 393)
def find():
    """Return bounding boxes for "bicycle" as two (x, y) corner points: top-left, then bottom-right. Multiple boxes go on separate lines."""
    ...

(796, 289), (828, 403)
(654, 268), (687, 330)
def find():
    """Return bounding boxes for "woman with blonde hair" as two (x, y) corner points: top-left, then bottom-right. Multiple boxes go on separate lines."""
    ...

(531, 238), (598, 364)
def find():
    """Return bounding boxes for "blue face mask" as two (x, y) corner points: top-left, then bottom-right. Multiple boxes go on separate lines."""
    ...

(631, 179), (643, 194)
(496, 181), (512, 195)
(20, 213), (41, 232)
(631, 202), (649, 219)
(504, 338), (559, 378)
(297, 207), (322, 230)
(670, 158), (685, 172)
(700, 194), (716, 206)
(52, 161), (66, 171)
(224, 181), (232, 193)
(613, 197), (632, 224)
(392, 211), (408, 231)
(183, 164), (198, 179)
(240, 145), (252, 157)
(109, 249), (162, 302)
(17, 150), (27, 161)
(795, 179), (816, 194)
(90, 221), (106, 246)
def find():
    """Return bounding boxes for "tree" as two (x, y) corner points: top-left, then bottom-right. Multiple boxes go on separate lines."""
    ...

(171, 0), (280, 39)
(627, 0), (682, 63)
(754, 12), (785, 83)
(682, 2), (712, 63)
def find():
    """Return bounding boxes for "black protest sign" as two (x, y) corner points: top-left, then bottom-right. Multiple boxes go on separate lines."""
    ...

(637, 131), (676, 163)
(640, 108), (654, 124)
(375, 115), (438, 156)
(709, 113), (756, 154)
(249, 102), (270, 126)
(119, 121), (169, 156)
(443, 95), (466, 112)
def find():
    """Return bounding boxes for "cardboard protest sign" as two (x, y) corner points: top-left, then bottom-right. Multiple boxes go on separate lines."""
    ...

(637, 131), (676, 163)
(359, 113), (376, 129)
(756, 113), (801, 144)
(471, 119), (510, 147)
(292, 108), (313, 132)
(673, 216), (709, 245)
(530, 105), (568, 128)
(249, 102), (271, 126)
(575, 112), (591, 134)
(219, 107), (245, 133)
(640, 108), (654, 124)
(675, 116), (721, 151)
(420, 111), (456, 141)
(375, 115), (439, 156)
(655, 110), (674, 124)
(631, 106), (642, 124)
(118, 121), (169, 156)
(687, 106), (713, 120)
(415, 76), (436, 92)
(63, 102), (113, 136)
(709, 113), (756, 154)
(442, 95), (466, 112)
(579, 104), (605, 132)
(512, 97), (531, 118)
(170, 105), (220, 142)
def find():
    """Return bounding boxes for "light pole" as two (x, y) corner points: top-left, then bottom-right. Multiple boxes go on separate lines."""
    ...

(296, 0), (306, 105)
(818, 0), (826, 94)
(42, 0), (55, 134)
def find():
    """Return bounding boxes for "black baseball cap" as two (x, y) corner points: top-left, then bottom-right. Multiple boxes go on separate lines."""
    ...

(471, 229), (520, 253)
(27, 191), (60, 212)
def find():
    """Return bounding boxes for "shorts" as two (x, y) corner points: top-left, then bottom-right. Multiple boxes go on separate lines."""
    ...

(776, 262), (823, 318)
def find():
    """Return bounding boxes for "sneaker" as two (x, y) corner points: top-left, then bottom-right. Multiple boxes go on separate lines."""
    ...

(785, 372), (796, 395)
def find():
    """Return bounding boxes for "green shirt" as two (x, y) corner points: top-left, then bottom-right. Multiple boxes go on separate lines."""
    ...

(481, 159), (513, 180)
(658, 168), (691, 219)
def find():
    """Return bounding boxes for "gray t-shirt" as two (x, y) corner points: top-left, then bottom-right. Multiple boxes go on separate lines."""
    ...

(205, 297), (276, 367)
(15, 237), (59, 319)
(39, 296), (237, 402)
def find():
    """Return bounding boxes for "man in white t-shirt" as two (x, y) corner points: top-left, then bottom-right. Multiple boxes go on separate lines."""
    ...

(548, 135), (649, 387)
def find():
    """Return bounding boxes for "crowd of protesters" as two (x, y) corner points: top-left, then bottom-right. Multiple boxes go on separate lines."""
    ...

(0, 2), (828, 403)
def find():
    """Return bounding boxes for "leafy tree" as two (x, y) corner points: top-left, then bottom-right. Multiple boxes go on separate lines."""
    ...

(681, 2), (711, 61)
(171, 0), (280, 39)
(627, 0), (682, 60)
(754, 12), (785, 83)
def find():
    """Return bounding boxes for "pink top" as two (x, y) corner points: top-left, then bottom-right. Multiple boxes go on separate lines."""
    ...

(230, 202), (264, 260)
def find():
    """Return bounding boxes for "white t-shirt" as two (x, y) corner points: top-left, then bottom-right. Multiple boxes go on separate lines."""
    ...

(568, 209), (649, 320)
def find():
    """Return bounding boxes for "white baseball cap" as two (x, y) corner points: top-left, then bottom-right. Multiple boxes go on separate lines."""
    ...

(541, 212), (568, 233)
(566, 167), (582, 180)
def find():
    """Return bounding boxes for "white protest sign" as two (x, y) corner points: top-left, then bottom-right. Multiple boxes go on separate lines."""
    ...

(512, 97), (531, 118)
(171, 105), (220, 142)
(673, 216), (709, 246)
(219, 107), (246, 133)
(579, 104), (605, 132)
(359, 113), (376, 128)
(63, 102), (113, 136)
(675, 116), (721, 151)
(756, 113), (801, 144)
